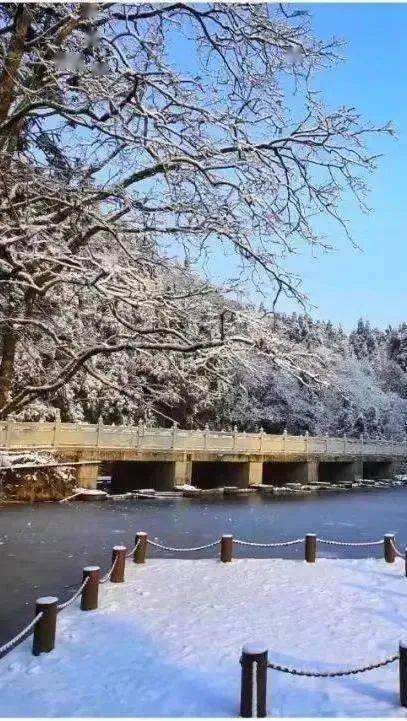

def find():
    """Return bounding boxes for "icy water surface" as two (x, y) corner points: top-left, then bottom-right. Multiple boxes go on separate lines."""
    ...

(1, 487), (407, 642)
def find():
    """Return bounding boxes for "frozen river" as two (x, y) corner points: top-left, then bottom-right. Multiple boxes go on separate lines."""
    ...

(1, 486), (407, 643)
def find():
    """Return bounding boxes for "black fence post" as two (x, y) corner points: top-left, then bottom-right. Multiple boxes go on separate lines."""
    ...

(111, 545), (126, 583)
(134, 532), (148, 564)
(81, 566), (100, 610)
(221, 534), (233, 562)
(400, 642), (407, 707)
(384, 533), (395, 563)
(32, 596), (58, 656)
(305, 534), (317, 563)
(240, 644), (268, 718)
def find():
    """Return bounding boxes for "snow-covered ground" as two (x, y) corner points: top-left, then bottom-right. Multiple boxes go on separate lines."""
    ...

(1, 558), (407, 717)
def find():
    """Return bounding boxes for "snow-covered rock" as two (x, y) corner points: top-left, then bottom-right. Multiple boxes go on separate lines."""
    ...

(0, 451), (75, 502)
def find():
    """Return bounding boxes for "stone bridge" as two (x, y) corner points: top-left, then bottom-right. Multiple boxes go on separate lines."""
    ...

(1, 421), (406, 491)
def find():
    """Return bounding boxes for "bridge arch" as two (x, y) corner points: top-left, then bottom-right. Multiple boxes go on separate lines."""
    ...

(110, 461), (176, 493)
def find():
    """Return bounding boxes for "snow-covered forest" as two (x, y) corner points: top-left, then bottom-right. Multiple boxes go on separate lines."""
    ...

(225, 314), (407, 440)
(7, 293), (407, 442)
(28, 309), (407, 442)
(0, 4), (397, 437)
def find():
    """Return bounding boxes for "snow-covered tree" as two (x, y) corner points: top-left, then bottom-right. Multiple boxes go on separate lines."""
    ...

(349, 320), (383, 361)
(0, 3), (391, 420)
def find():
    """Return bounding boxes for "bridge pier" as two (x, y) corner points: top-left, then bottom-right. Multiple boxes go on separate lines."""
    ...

(247, 461), (263, 487)
(76, 463), (99, 490)
(174, 459), (192, 486)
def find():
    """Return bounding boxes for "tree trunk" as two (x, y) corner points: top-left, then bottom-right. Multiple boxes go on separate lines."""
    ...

(0, 287), (30, 417)
(0, 6), (31, 124)
(0, 322), (17, 416)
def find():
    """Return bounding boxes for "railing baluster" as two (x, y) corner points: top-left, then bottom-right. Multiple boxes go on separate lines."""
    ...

(5, 418), (13, 448)
(171, 422), (178, 450)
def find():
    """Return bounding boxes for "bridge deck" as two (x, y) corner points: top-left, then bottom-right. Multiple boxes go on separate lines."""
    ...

(1, 421), (405, 491)
(0, 420), (405, 460)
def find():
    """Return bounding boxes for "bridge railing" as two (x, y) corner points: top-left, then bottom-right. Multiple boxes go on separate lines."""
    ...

(0, 420), (406, 457)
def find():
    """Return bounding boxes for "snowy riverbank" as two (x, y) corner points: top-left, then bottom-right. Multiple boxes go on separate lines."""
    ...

(1, 558), (407, 717)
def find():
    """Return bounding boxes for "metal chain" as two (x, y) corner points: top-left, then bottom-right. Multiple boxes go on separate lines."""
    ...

(57, 577), (89, 611)
(267, 654), (398, 677)
(126, 539), (140, 558)
(0, 612), (43, 660)
(234, 538), (303, 548)
(389, 538), (405, 559)
(318, 538), (384, 547)
(147, 539), (220, 552)
(99, 555), (118, 584)
(146, 535), (383, 550)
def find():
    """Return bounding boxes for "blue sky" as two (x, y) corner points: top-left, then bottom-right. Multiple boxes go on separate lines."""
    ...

(276, 3), (407, 330)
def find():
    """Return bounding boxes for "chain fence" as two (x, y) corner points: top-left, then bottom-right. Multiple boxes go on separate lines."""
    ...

(126, 539), (140, 558)
(318, 538), (384, 547)
(1, 527), (405, 675)
(267, 653), (399, 677)
(147, 539), (220, 552)
(99, 555), (118, 584)
(389, 538), (405, 559)
(57, 577), (89, 612)
(234, 538), (303, 548)
(146, 534), (388, 551)
(0, 612), (43, 660)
